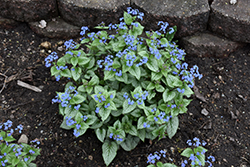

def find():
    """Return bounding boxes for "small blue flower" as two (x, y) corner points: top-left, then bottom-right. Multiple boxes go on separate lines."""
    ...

(95, 107), (100, 113)
(169, 27), (174, 34)
(29, 150), (35, 154)
(76, 124), (81, 130)
(73, 129), (80, 137)
(123, 92), (128, 99)
(115, 70), (122, 77)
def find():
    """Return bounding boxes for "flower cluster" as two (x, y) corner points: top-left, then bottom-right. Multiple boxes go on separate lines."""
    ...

(147, 150), (166, 164)
(109, 133), (123, 142)
(44, 52), (58, 67)
(181, 138), (215, 167)
(0, 121), (41, 166)
(52, 86), (78, 108)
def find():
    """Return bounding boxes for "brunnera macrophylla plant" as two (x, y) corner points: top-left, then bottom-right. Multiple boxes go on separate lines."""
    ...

(146, 138), (215, 167)
(0, 120), (41, 167)
(45, 7), (202, 166)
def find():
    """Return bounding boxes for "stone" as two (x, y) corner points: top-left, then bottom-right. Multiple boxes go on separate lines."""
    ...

(29, 17), (81, 39)
(58, 0), (130, 28)
(0, 0), (58, 22)
(208, 0), (250, 43)
(0, 16), (20, 29)
(179, 32), (245, 57)
(131, 0), (210, 38)
(201, 108), (209, 116)
(18, 134), (28, 144)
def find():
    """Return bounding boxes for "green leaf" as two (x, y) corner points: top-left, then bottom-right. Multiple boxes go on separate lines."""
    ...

(124, 12), (133, 25)
(86, 86), (93, 95)
(89, 75), (99, 86)
(181, 148), (194, 158)
(115, 72), (128, 83)
(129, 65), (141, 80)
(71, 57), (78, 67)
(166, 75), (182, 88)
(12, 157), (20, 166)
(61, 69), (71, 78)
(77, 85), (86, 92)
(138, 51), (149, 57)
(137, 129), (146, 142)
(4, 136), (15, 142)
(102, 140), (118, 166)
(146, 82), (155, 90)
(167, 116), (179, 139)
(120, 135), (140, 151)
(111, 109), (122, 117)
(60, 119), (72, 130)
(17, 161), (29, 167)
(137, 116), (146, 129)
(80, 38), (90, 44)
(70, 94), (86, 104)
(163, 89), (176, 102)
(152, 124), (167, 140)
(57, 57), (66, 66)
(156, 84), (165, 92)
(71, 67), (82, 81)
(130, 109), (141, 118)
(163, 163), (178, 167)
(86, 57), (95, 69)
(156, 162), (164, 167)
(122, 99), (136, 114)
(78, 56), (90, 66)
(183, 83), (194, 98)
(104, 70), (115, 81)
(90, 119), (103, 129)
(151, 72), (162, 81)
(146, 58), (159, 72)
(75, 112), (83, 123)
(94, 86), (105, 94)
(99, 108), (111, 122)
(96, 128), (106, 142)
(127, 125), (138, 136)
(51, 66), (59, 76)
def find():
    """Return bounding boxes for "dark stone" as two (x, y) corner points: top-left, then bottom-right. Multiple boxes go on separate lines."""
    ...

(208, 0), (250, 43)
(58, 0), (130, 28)
(29, 17), (81, 39)
(0, 0), (58, 22)
(131, 0), (210, 38)
(179, 32), (246, 57)
(0, 16), (20, 29)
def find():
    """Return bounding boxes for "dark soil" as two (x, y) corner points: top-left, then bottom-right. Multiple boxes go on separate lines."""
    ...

(0, 22), (249, 167)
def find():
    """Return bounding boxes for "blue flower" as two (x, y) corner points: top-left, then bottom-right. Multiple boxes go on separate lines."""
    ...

(169, 27), (174, 34)
(95, 107), (100, 113)
(29, 150), (35, 154)
(73, 129), (80, 137)
(104, 103), (110, 108)
(115, 70), (122, 77)
(158, 21), (169, 33)
(80, 26), (89, 36)
(74, 104), (80, 110)
(128, 98), (134, 105)
(123, 92), (128, 99)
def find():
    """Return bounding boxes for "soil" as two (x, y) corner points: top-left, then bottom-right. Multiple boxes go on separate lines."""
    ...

(0, 22), (249, 167)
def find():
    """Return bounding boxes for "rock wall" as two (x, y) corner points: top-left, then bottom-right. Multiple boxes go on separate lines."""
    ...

(0, 0), (249, 57)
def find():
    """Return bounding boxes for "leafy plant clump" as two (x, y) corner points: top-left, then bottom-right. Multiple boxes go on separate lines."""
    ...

(45, 7), (202, 166)
(0, 120), (41, 167)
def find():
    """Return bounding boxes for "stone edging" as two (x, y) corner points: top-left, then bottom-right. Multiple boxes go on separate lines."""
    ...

(0, 0), (249, 57)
